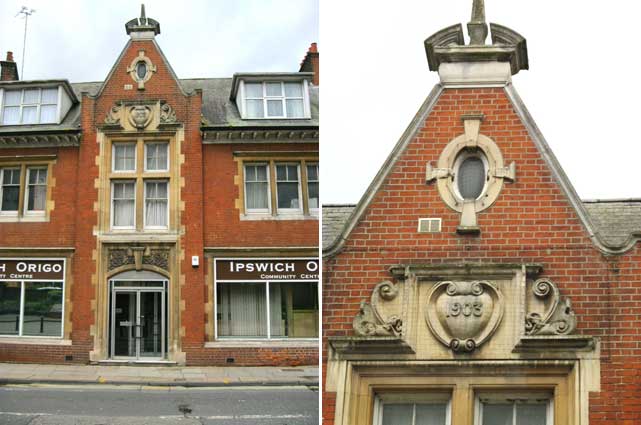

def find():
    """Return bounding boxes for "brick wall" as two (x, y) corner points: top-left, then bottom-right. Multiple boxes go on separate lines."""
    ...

(322, 87), (641, 424)
(202, 142), (319, 247)
(0, 146), (78, 246)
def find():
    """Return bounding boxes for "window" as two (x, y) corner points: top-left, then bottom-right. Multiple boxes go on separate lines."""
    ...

(216, 281), (318, 339)
(113, 143), (136, 172)
(136, 61), (147, 81)
(25, 168), (47, 213)
(2, 87), (59, 125)
(242, 81), (307, 119)
(144, 180), (168, 228)
(1, 168), (20, 212)
(145, 142), (168, 171)
(242, 159), (318, 217)
(111, 181), (136, 228)
(476, 395), (552, 425)
(244, 163), (270, 212)
(306, 163), (318, 210)
(375, 394), (451, 425)
(454, 149), (488, 201)
(108, 139), (172, 231)
(0, 281), (64, 338)
(0, 164), (50, 220)
(276, 163), (301, 212)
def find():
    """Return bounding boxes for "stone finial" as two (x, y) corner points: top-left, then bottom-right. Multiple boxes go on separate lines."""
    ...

(423, 0), (529, 76)
(140, 4), (147, 25)
(468, 0), (488, 45)
(125, 4), (161, 37)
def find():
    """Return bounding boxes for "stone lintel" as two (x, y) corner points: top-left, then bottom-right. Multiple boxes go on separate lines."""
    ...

(389, 263), (543, 280)
(329, 336), (415, 356)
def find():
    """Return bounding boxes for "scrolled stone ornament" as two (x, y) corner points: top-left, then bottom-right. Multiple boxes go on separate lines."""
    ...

(450, 338), (476, 353)
(525, 278), (576, 336)
(353, 302), (403, 337)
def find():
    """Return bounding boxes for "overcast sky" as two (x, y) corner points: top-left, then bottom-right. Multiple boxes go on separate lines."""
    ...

(0, 0), (318, 81)
(321, 1), (641, 204)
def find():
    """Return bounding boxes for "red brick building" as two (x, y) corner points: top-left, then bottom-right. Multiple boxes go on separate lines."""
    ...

(322, 3), (640, 425)
(0, 7), (318, 366)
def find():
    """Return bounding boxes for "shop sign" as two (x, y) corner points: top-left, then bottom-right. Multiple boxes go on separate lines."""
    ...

(215, 258), (319, 281)
(0, 258), (65, 281)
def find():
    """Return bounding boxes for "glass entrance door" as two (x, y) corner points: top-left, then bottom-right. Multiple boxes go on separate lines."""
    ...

(113, 291), (137, 357)
(110, 280), (166, 360)
(139, 291), (162, 358)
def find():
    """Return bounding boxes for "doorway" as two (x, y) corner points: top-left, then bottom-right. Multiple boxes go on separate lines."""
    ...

(109, 276), (167, 360)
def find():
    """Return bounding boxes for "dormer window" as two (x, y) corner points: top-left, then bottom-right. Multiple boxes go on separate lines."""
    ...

(240, 80), (309, 119)
(1, 87), (60, 125)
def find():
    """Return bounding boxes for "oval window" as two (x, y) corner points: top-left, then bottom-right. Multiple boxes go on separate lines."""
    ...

(457, 156), (485, 200)
(136, 61), (147, 80)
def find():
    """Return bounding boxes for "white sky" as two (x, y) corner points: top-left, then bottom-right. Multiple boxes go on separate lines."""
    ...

(321, 1), (641, 204)
(0, 0), (318, 81)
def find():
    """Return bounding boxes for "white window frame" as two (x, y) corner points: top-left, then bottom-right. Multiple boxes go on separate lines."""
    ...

(453, 148), (489, 202)
(239, 80), (310, 120)
(144, 142), (169, 172)
(0, 258), (66, 339)
(0, 167), (21, 216)
(373, 393), (452, 425)
(243, 163), (271, 214)
(110, 180), (136, 230)
(474, 393), (554, 425)
(112, 143), (137, 173)
(306, 162), (319, 213)
(0, 87), (61, 125)
(23, 166), (48, 216)
(275, 162), (303, 214)
(143, 179), (169, 230)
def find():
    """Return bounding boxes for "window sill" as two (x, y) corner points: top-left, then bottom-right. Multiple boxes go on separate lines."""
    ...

(0, 336), (71, 345)
(205, 339), (318, 348)
(99, 232), (179, 243)
(0, 215), (48, 223)
(238, 115), (312, 120)
(241, 213), (318, 221)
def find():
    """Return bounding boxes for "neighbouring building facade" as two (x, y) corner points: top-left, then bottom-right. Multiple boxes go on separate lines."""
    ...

(322, 2), (641, 425)
(0, 6), (319, 366)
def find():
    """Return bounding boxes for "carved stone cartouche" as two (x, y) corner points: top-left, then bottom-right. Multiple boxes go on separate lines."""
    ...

(426, 280), (504, 353)
(128, 105), (153, 130)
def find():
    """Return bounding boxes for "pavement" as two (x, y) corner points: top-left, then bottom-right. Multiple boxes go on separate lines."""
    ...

(0, 363), (318, 387)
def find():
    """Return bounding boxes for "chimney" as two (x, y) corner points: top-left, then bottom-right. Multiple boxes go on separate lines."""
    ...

(299, 43), (319, 86)
(1, 51), (19, 81)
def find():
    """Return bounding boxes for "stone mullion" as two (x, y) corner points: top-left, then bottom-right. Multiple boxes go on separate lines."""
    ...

(136, 138), (144, 230)
(269, 160), (277, 216)
(300, 159), (309, 215)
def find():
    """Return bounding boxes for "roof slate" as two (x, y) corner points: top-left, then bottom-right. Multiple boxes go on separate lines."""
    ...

(322, 204), (355, 248)
(321, 201), (641, 251)
(583, 200), (641, 247)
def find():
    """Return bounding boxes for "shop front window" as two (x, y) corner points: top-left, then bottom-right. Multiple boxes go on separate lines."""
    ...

(216, 281), (318, 339)
(0, 281), (63, 337)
